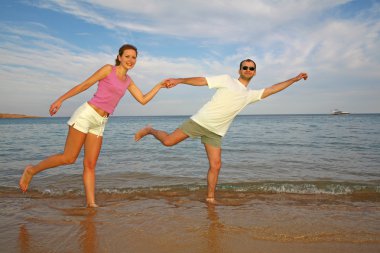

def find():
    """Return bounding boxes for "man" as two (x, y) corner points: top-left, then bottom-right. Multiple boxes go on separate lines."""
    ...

(135, 59), (308, 204)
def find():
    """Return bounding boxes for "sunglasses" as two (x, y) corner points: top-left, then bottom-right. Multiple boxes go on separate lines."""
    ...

(242, 66), (256, 71)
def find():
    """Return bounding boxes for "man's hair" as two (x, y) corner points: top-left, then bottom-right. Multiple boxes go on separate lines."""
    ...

(239, 59), (256, 69)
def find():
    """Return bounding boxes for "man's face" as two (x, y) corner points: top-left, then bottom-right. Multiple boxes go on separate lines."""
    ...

(239, 61), (256, 81)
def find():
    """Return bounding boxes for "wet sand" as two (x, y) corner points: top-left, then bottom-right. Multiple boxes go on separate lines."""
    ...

(1, 190), (379, 253)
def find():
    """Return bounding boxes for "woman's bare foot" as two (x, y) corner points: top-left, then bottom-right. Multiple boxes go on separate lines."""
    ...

(134, 125), (152, 142)
(87, 203), (99, 208)
(206, 197), (219, 205)
(19, 165), (34, 192)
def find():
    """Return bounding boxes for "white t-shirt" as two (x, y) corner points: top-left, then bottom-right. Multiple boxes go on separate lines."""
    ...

(191, 74), (264, 137)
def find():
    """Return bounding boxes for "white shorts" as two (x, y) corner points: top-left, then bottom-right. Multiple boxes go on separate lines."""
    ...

(67, 102), (108, 136)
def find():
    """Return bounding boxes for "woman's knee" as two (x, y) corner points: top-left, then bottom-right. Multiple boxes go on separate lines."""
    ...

(62, 155), (78, 165)
(83, 160), (97, 171)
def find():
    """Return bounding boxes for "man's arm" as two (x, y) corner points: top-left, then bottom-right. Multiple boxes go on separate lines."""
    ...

(166, 77), (208, 87)
(261, 72), (308, 99)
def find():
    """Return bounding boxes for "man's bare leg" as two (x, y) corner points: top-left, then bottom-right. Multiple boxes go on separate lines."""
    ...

(204, 143), (222, 204)
(134, 125), (152, 142)
(135, 126), (189, 146)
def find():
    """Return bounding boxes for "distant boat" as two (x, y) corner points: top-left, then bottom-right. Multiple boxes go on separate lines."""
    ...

(331, 109), (350, 115)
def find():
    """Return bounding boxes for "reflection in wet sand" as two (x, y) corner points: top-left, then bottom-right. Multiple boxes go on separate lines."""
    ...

(8, 194), (380, 253)
(79, 209), (97, 253)
(17, 205), (99, 253)
(18, 224), (31, 253)
(206, 203), (224, 253)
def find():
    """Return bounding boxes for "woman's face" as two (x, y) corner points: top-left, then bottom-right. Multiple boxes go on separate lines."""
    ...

(118, 49), (137, 70)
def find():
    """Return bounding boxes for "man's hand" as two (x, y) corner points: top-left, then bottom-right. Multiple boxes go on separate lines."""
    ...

(295, 72), (308, 81)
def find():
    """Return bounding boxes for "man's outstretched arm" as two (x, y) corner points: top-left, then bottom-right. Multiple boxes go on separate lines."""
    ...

(165, 77), (208, 87)
(261, 72), (308, 99)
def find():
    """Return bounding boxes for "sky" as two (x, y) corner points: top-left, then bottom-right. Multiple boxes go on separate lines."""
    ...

(0, 0), (379, 116)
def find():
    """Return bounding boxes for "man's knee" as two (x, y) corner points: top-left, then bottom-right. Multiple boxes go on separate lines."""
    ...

(162, 138), (176, 147)
(210, 160), (222, 171)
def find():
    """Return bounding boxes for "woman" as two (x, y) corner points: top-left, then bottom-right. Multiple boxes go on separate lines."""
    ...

(19, 44), (167, 207)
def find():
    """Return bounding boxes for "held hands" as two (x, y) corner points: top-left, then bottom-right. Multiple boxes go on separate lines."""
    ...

(159, 79), (176, 89)
(163, 78), (180, 88)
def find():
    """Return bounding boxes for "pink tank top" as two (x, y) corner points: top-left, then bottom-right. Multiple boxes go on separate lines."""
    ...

(88, 66), (131, 114)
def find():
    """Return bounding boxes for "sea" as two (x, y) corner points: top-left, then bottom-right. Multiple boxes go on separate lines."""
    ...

(1, 114), (379, 253)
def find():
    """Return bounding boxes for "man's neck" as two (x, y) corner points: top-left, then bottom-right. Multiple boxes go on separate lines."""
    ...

(238, 77), (251, 87)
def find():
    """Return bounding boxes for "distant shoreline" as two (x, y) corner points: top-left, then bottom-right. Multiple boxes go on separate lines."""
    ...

(0, 113), (41, 119)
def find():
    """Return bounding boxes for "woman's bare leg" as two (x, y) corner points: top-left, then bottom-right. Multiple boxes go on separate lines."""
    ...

(82, 133), (103, 207)
(19, 126), (86, 192)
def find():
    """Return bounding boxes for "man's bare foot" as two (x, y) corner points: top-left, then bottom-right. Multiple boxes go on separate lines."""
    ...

(87, 203), (99, 208)
(206, 197), (219, 205)
(19, 165), (33, 192)
(134, 125), (152, 142)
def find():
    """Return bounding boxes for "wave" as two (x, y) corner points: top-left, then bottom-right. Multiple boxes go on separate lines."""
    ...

(2, 180), (379, 199)
(218, 181), (380, 195)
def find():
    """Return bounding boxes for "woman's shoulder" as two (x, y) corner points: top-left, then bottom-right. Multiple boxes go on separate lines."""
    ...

(102, 64), (114, 72)
(96, 64), (114, 77)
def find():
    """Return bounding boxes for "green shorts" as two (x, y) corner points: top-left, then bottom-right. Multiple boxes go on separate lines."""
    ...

(179, 119), (222, 148)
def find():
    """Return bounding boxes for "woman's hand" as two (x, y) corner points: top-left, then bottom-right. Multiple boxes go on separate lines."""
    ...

(49, 100), (62, 116)
(159, 80), (169, 88)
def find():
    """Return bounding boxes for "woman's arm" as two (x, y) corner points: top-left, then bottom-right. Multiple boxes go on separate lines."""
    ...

(128, 79), (166, 105)
(49, 65), (112, 116)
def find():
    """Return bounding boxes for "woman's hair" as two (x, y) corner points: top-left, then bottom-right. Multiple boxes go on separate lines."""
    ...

(115, 44), (138, 65)
(239, 59), (256, 70)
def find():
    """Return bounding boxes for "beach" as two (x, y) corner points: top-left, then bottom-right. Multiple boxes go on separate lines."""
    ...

(1, 189), (379, 253)
(1, 114), (379, 252)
